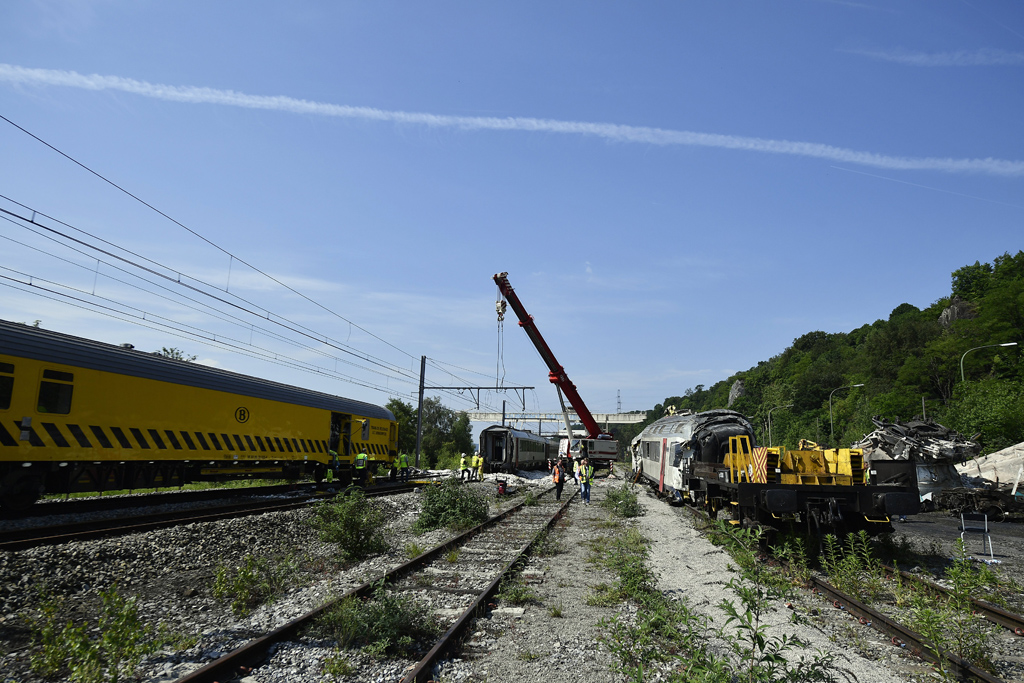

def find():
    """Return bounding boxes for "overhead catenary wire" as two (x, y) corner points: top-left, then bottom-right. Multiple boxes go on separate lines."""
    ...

(0, 213), (490, 409)
(0, 113), (418, 362)
(0, 276), (415, 398)
(0, 202), (419, 381)
(0, 117), (514, 411)
(0, 194), (502, 403)
(0, 214), (418, 384)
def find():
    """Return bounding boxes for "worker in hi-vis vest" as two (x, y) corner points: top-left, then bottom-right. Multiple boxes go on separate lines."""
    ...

(354, 450), (368, 485)
(460, 453), (469, 481)
(398, 452), (410, 483)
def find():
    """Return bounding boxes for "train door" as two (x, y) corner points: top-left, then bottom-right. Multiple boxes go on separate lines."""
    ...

(330, 413), (353, 464)
(514, 436), (519, 470)
(659, 438), (667, 492)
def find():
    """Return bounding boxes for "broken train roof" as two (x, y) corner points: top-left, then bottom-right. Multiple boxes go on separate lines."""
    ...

(852, 416), (980, 463)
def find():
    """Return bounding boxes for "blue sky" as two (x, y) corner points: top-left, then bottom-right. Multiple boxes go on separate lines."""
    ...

(1, 1), (1021, 433)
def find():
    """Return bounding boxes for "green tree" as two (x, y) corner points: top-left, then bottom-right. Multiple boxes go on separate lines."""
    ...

(385, 397), (473, 467)
(154, 347), (197, 362)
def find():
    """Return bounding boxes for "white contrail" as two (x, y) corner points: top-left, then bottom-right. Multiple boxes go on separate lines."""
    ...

(845, 47), (1024, 67)
(2, 63), (1022, 176)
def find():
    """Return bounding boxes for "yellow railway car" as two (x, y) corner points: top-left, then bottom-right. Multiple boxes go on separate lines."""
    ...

(0, 319), (397, 509)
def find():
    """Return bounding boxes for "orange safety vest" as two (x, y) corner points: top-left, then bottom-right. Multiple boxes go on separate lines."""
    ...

(552, 466), (562, 483)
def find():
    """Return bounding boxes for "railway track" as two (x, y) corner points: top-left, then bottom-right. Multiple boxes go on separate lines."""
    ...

(175, 485), (571, 683)
(0, 479), (429, 551)
(881, 563), (1024, 637)
(679, 504), (1018, 682)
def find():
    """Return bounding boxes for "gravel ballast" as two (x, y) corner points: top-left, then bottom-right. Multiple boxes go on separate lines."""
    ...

(3, 473), (1024, 682)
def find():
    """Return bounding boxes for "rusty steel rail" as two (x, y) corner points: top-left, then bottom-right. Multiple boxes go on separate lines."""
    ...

(882, 564), (1024, 637)
(175, 485), (564, 683)
(809, 576), (1004, 683)
(677, 503), (1006, 682)
(401, 488), (575, 683)
(0, 482), (424, 551)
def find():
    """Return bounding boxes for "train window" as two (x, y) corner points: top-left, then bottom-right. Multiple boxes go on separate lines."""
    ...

(0, 362), (12, 411)
(42, 369), (73, 382)
(361, 421), (370, 441)
(37, 379), (73, 415)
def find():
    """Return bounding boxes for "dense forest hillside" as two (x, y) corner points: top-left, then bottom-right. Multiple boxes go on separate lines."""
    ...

(614, 251), (1024, 457)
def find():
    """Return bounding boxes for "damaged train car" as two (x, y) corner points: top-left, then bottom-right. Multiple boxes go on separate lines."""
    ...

(631, 409), (920, 535)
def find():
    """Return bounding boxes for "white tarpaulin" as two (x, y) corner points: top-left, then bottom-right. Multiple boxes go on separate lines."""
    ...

(957, 442), (1024, 487)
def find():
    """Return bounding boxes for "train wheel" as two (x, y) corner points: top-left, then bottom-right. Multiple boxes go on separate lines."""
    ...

(807, 509), (824, 555)
(985, 505), (1004, 523)
(0, 473), (43, 512)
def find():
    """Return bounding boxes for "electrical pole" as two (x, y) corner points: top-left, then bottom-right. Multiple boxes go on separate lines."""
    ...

(415, 355), (425, 469)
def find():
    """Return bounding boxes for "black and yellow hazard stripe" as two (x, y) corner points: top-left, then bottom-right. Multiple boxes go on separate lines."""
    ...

(1, 420), (333, 457)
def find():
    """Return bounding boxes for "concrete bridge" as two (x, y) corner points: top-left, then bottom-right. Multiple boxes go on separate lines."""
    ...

(465, 411), (646, 426)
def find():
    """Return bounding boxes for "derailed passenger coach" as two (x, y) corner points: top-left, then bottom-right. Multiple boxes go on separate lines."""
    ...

(479, 425), (556, 473)
(631, 409), (920, 535)
(0, 320), (397, 510)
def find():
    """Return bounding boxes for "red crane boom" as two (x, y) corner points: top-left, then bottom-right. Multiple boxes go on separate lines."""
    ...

(493, 272), (608, 440)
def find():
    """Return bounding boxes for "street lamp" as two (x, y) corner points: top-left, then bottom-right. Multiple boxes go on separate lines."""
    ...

(960, 342), (1018, 382)
(767, 404), (793, 448)
(829, 383), (864, 444)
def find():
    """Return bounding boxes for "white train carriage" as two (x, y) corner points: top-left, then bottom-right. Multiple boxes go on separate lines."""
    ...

(479, 425), (556, 473)
(631, 409), (754, 502)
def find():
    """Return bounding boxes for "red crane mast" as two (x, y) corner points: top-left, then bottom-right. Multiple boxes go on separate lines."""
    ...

(493, 272), (609, 441)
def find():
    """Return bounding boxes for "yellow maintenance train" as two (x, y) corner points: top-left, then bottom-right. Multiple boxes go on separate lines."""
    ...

(0, 319), (398, 510)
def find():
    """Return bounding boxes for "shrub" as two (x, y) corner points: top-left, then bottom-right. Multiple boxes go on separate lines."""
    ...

(601, 484), (643, 518)
(312, 583), (437, 658)
(413, 478), (489, 532)
(29, 585), (155, 683)
(213, 553), (296, 616)
(308, 487), (390, 564)
(910, 540), (998, 673)
(498, 575), (539, 606)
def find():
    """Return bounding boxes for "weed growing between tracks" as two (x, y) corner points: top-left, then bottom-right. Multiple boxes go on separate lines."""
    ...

(28, 584), (181, 683)
(213, 553), (298, 617)
(312, 581), (438, 661)
(308, 487), (391, 564)
(597, 522), (837, 682)
(594, 528), (728, 681)
(710, 523), (836, 683)
(906, 540), (999, 676)
(820, 531), (885, 602)
(601, 483), (644, 518)
(413, 478), (489, 532)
